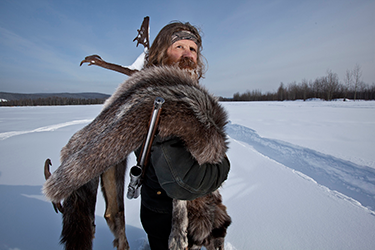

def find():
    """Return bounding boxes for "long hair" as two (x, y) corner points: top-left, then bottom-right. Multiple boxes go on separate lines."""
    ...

(145, 21), (206, 79)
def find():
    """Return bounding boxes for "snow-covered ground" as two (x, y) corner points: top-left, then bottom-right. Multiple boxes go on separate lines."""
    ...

(0, 100), (374, 250)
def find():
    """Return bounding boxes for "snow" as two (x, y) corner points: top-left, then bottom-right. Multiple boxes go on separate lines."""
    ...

(1, 101), (375, 250)
(126, 51), (146, 71)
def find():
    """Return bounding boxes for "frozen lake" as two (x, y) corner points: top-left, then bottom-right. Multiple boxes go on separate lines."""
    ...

(1, 100), (374, 249)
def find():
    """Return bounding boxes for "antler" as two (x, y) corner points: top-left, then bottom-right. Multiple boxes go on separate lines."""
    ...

(44, 159), (64, 213)
(80, 16), (150, 76)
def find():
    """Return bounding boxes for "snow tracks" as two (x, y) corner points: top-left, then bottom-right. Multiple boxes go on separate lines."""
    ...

(0, 119), (92, 141)
(226, 123), (375, 212)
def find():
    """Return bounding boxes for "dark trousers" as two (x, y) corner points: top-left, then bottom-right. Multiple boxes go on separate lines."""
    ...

(141, 204), (172, 250)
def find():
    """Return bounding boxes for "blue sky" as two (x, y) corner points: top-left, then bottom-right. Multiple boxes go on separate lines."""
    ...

(0, 0), (374, 97)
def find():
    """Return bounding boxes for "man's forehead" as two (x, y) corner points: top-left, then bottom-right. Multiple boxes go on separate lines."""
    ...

(171, 30), (199, 46)
(171, 39), (198, 48)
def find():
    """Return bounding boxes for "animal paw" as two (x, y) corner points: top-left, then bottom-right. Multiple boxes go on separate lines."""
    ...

(168, 232), (188, 250)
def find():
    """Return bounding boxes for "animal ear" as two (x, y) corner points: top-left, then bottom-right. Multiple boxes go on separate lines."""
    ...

(133, 16), (150, 50)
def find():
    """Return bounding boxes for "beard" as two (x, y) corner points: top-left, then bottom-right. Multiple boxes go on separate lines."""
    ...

(175, 57), (197, 70)
(164, 56), (196, 70)
(165, 56), (200, 80)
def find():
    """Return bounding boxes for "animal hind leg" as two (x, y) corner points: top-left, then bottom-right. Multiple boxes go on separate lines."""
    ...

(168, 199), (188, 250)
(209, 190), (232, 250)
(101, 159), (129, 250)
(60, 177), (99, 250)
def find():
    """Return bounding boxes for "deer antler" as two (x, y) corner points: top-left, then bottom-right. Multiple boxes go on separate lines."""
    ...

(80, 16), (150, 76)
(44, 159), (64, 213)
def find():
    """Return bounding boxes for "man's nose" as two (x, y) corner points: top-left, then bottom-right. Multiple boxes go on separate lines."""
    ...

(182, 49), (193, 59)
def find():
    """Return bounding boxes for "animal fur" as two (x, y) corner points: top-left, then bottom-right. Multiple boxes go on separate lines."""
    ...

(43, 66), (231, 249)
(60, 177), (99, 250)
(170, 191), (231, 250)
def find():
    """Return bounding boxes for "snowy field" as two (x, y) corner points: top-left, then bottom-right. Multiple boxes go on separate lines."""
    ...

(1, 100), (375, 250)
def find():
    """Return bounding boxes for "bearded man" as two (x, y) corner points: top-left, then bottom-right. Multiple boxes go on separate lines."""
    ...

(139, 22), (230, 249)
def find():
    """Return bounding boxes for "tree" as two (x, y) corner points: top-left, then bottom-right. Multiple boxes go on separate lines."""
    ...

(287, 81), (298, 100)
(343, 69), (352, 99)
(277, 82), (285, 101)
(352, 64), (362, 101)
(228, 66), (374, 102)
(325, 69), (339, 101)
(301, 79), (309, 101)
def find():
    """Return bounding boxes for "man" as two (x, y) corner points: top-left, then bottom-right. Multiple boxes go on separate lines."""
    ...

(139, 21), (230, 250)
(43, 21), (230, 250)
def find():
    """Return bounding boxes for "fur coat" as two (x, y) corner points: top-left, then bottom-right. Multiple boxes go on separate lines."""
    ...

(43, 66), (231, 249)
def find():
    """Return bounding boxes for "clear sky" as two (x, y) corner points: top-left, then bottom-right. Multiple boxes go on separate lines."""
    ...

(0, 0), (374, 98)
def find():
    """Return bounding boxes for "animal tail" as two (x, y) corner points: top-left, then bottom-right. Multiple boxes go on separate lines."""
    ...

(60, 178), (99, 250)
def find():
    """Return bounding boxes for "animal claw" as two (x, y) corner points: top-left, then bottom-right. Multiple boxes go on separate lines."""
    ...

(44, 159), (64, 213)
(80, 55), (104, 66)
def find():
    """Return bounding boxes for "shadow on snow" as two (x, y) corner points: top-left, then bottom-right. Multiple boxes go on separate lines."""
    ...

(0, 185), (147, 250)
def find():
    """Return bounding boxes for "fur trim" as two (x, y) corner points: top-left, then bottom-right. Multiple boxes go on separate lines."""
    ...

(43, 66), (228, 203)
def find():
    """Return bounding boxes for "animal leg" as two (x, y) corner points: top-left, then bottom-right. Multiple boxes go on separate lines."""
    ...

(60, 177), (99, 250)
(80, 55), (138, 76)
(210, 191), (231, 250)
(101, 160), (129, 250)
(212, 238), (225, 250)
(186, 191), (231, 249)
(203, 238), (223, 250)
(168, 199), (188, 250)
(186, 196), (213, 247)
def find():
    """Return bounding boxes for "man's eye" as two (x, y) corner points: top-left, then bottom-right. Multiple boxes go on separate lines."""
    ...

(190, 47), (197, 52)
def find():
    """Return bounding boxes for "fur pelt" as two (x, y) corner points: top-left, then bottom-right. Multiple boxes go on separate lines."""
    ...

(43, 66), (228, 202)
(43, 66), (231, 249)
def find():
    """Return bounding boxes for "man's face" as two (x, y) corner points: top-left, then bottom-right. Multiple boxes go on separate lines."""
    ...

(165, 40), (198, 70)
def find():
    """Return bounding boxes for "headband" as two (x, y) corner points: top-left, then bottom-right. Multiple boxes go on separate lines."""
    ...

(171, 30), (199, 45)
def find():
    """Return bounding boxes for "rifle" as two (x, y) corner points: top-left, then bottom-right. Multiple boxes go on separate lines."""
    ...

(127, 97), (165, 199)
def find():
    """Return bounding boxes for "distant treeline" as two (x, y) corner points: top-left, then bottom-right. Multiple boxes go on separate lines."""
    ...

(0, 97), (106, 106)
(230, 82), (375, 102)
(229, 66), (375, 101)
